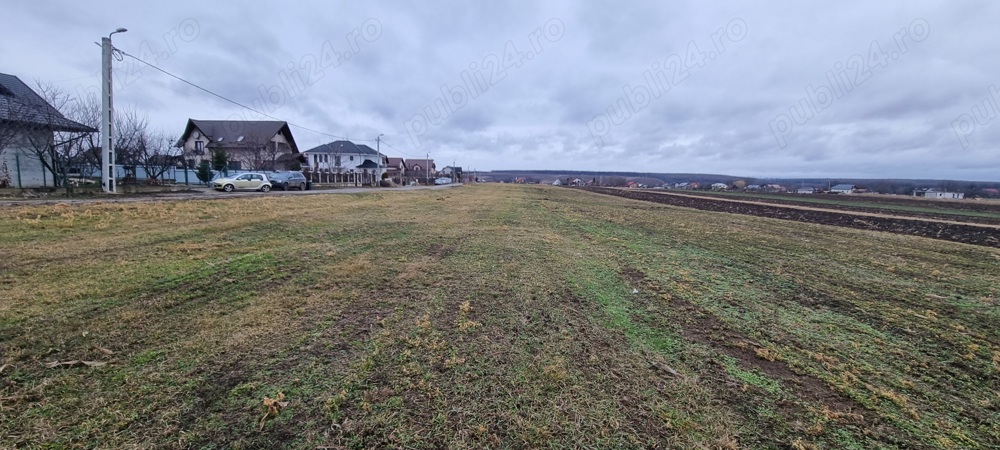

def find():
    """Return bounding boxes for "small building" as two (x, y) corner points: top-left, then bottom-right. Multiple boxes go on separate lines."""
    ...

(830, 184), (855, 194)
(551, 179), (563, 186)
(711, 182), (728, 190)
(797, 187), (815, 194)
(405, 158), (436, 181)
(439, 166), (461, 176)
(384, 157), (406, 181)
(916, 189), (964, 199)
(630, 177), (665, 188)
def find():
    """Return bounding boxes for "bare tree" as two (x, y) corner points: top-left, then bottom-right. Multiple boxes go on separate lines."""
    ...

(64, 88), (103, 175)
(226, 131), (292, 171)
(19, 82), (95, 188)
(112, 106), (149, 184)
(134, 130), (179, 183)
(227, 131), (274, 171)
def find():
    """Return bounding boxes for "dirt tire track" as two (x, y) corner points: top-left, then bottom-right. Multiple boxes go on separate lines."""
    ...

(619, 266), (913, 446)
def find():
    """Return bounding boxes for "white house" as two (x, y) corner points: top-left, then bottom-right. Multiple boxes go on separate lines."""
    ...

(0, 73), (96, 188)
(301, 140), (384, 183)
(920, 189), (964, 199)
(830, 184), (855, 194)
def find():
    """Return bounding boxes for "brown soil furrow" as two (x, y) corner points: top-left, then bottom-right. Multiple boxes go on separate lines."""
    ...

(584, 187), (1000, 247)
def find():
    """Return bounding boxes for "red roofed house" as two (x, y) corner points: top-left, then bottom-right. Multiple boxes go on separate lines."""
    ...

(405, 158), (435, 183)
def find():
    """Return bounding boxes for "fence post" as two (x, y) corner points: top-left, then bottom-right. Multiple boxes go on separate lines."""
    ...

(15, 153), (22, 189)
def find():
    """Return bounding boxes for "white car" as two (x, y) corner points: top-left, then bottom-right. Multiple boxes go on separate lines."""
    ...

(213, 173), (272, 192)
(434, 177), (452, 185)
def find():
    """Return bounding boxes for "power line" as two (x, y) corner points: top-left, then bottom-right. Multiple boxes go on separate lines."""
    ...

(376, 138), (422, 158)
(118, 49), (365, 142)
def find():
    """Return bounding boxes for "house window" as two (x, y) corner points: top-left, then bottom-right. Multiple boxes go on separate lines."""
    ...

(350, 156), (354, 161)
(195, 141), (204, 153)
(334, 155), (341, 167)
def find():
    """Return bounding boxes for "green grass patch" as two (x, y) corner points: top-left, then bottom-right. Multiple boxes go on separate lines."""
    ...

(1, 185), (997, 449)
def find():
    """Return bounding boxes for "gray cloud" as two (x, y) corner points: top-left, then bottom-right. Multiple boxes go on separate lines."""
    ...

(4, 0), (999, 180)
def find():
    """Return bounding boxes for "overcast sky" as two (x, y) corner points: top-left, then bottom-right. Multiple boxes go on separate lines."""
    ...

(4, 1), (999, 180)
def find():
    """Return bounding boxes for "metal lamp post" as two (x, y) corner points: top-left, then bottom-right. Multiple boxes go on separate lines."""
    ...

(376, 133), (384, 186)
(101, 27), (127, 193)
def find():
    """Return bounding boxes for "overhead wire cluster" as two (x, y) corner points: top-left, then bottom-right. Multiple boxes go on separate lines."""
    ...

(119, 50), (383, 144)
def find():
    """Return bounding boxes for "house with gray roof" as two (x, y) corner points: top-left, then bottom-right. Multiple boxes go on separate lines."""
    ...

(301, 140), (386, 185)
(301, 140), (380, 172)
(1, 73), (96, 188)
(830, 184), (855, 194)
(175, 119), (300, 171)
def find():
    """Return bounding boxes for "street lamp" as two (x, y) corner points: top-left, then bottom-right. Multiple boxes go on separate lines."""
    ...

(376, 133), (384, 186)
(101, 27), (127, 193)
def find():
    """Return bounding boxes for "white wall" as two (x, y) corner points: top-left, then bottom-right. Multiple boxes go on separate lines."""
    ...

(926, 191), (964, 199)
(302, 151), (383, 178)
(1, 130), (55, 188)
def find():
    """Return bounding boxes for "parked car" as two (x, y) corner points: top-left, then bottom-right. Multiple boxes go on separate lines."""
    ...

(212, 173), (272, 192)
(269, 171), (308, 190)
(434, 177), (452, 185)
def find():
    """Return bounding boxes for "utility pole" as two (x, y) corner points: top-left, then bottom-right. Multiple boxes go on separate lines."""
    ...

(376, 133), (383, 186)
(426, 152), (430, 184)
(452, 160), (456, 183)
(101, 27), (127, 193)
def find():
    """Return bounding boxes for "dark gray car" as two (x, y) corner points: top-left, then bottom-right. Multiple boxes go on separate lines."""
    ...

(269, 172), (308, 191)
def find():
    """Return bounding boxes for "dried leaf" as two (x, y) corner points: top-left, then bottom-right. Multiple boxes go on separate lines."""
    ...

(0, 364), (8, 373)
(259, 392), (288, 431)
(82, 361), (108, 367)
(95, 346), (115, 356)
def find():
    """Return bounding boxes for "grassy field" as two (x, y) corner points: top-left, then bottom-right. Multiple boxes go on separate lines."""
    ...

(1, 184), (998, 449)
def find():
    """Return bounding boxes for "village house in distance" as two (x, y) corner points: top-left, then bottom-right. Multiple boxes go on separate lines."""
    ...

(175, 119), (301, 171)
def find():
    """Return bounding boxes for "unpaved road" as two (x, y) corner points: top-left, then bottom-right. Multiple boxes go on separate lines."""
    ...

(0, 183), (462, 207)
